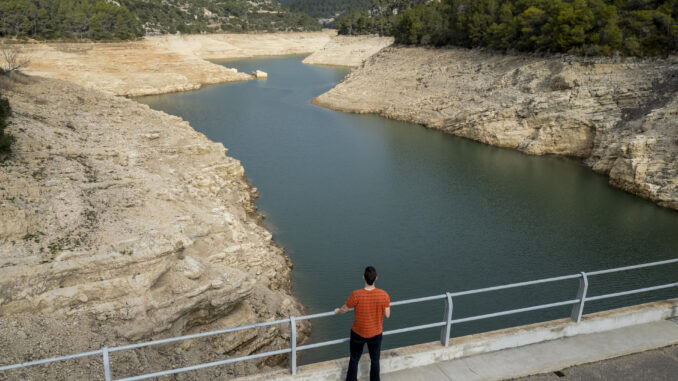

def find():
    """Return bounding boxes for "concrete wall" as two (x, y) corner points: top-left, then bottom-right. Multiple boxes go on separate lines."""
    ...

(235, 298), (678, 381)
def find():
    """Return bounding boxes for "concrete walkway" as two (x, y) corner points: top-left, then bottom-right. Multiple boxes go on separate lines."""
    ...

(382, 319), (678, 381)
(516, 344), (678, 381)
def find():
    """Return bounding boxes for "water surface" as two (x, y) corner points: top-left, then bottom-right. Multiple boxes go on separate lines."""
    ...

(137, 55), (678, 364)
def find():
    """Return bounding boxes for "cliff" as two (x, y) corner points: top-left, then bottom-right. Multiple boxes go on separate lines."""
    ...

(313, 47), (678, 210)
(0, 74), (308, 379)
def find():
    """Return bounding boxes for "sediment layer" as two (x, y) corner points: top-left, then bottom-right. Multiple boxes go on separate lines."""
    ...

(0, 74), (309, 379)
(16, 32), (335, 97)
(313, 47), (678, 210)
(302, 35), (393, 67)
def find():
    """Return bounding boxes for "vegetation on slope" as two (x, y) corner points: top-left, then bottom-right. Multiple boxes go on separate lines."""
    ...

(120, 0), (321, 34)
(0, 95), (13, 157)
(0, 0), (321, 40)
(282, 0), (372, 19)
(338, 0), (678, 56)
(335, 0), (426, 35)
(0, 0), (142, 40)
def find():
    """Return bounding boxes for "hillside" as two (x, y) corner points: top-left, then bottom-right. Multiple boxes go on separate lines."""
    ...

(0, 0), (321, 40)
(337, 0), (678, 57)
(335, 0), (427, 35)
(120, 0), (321, 34)
(283, 0), (371, 19)
(0, 73), (310, 379)
(302, 35), (393, 66)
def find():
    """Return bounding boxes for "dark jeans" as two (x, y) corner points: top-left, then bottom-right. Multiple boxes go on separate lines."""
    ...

(346, 330), (383, 381)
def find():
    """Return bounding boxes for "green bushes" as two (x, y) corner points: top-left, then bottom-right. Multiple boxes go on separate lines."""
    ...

(393, 4), (449, 46)
(286, 0), (372, 19)
(0, 0), (322, 40)
(119, 0), (321, 35)
(0, 0), (144, 40)
(0, 96), (13, 157)
(218, 11), (322, 33)
(336, 0), (428, 35)
(391, 0), (678, 56)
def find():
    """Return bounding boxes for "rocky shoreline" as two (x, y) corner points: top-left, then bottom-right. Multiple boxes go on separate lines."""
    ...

(314, 47), (678, 211)
(0, 74), (309, 379)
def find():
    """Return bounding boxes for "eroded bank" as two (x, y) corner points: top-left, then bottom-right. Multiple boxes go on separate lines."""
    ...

(0, 74), (309, 379)
(313, 47), (678, 210)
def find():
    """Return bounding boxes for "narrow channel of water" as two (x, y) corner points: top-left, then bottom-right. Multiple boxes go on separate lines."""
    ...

(137, 55), (678, 364)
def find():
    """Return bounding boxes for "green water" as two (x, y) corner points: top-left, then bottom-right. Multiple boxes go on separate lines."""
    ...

(137, 55), (678, 364)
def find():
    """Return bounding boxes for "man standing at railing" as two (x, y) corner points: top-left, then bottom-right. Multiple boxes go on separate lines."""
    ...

(335, 266), (391, 381)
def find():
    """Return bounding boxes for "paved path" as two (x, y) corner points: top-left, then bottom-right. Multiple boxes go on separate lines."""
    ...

(514, 344), (677, 381)
(382, 319), (678, 381)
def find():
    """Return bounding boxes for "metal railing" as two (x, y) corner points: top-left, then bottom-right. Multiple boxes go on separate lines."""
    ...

(1, 258), (677, 380)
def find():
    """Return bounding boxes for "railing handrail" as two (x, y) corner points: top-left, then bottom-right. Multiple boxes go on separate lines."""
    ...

(1, 257), (676, 380)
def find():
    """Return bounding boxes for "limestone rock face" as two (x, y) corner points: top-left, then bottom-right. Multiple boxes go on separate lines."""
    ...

(0, 76), (308, 378)
(313, 47), (678, 210)
(253, 70), (269, 79)
(302, 35), (394, 67)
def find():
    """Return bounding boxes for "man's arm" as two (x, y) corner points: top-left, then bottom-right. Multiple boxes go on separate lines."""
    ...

(384, 306), (391, 318)
(334, 304), (350, 314)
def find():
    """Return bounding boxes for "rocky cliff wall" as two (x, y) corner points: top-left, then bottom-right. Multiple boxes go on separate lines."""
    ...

(313, 47), (678, 210)
(302, 35), (393, 67)
(0, 74), (308, 379)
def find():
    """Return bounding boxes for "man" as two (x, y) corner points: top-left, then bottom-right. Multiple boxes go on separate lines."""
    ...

(335, 266), (391, 381)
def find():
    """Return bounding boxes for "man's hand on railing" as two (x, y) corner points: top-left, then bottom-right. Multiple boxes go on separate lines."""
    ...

(335, 304), (349, 314)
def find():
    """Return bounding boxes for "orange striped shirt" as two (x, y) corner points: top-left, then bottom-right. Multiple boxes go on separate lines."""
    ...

(346, 288), (390, 338)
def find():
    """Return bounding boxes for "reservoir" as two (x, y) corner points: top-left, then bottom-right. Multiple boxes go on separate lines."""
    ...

(137, 55), (678, 364)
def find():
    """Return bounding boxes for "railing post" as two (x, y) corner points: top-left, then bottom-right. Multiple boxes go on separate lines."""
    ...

(289, 317), (297, 375)
(570, 272), (588, 323)
(102, 347), (112, 381)
(440, 292), (453, 346)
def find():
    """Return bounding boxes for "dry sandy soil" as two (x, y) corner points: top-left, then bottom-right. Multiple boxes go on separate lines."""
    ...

(14, 31), (336, 97)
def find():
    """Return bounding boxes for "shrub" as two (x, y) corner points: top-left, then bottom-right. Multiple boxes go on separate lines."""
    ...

(0, 96), (14, 157)
(348, 0), (678, 57)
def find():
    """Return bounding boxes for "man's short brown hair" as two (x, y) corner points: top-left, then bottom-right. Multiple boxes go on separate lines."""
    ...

(364, 266), (377, 285)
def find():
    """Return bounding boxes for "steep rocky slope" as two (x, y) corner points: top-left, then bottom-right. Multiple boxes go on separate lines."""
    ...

(314, 47), (678, 210)
(0, 74), (308, 379)
(302, 35), (393, 66)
